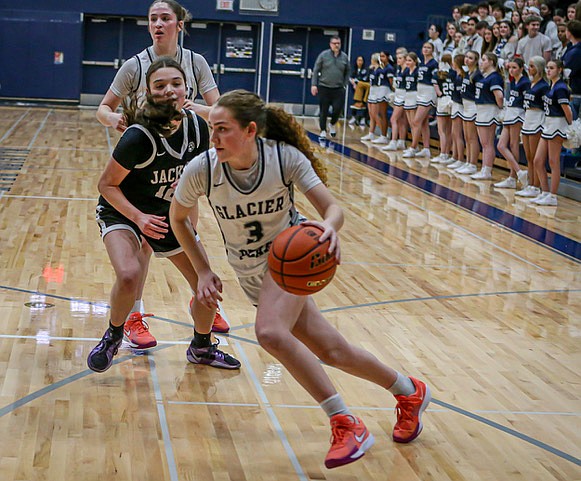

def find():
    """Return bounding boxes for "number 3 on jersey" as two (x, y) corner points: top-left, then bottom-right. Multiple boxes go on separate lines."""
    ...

(244, 221), (264, 244)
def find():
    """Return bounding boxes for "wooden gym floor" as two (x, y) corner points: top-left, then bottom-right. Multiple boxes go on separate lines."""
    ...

(0, 106), (579, 481)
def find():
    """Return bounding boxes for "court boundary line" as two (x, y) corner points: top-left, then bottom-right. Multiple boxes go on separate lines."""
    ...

(0, 109), (30, 144)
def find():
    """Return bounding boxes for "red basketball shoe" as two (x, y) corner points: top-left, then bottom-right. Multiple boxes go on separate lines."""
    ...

(124, 312), (157, 349)
(393, 377), (431, 443)
(189, 297), (230, 333)
(324, 414), (375, 469)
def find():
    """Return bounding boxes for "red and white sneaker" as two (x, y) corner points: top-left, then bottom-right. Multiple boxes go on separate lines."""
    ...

(393, 377), (431, 443)
(324, 414), (375, 469)
(124, 312), (157, 349)
(189, 297), (230, 333)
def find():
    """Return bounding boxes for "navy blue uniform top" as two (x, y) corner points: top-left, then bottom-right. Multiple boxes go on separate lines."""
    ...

(562, 42), (581, 95)
(417, 58), (438, 86)
(370, 65), (395, 87)
(393, 66), (405, 90)
(543, 79), (571, 117)
(452, 72), (464, 103)
(506, 76), (531, 109)
(353, 67), (369, 83)
(404, 67), (418, 92)
(461, 70), (482, 101)
(436, 71), (455, 98)
(523, 79), (550, 110)
(475, 71), (504, 105)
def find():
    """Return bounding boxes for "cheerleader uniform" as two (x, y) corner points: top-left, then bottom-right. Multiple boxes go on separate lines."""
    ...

(416, 58), (438, 107)
(435, 70), (455, 117)
(521, 79), (550, 135)
(392, 65), (406, 107)
(541, 79), (571, 140)
(504, 75), (531, 125)
(474, 70), (504, 126)
(451, 72), (464, 119)
(403, 67), (419, 110)
(460, 69), (482, 121)
(368, 65), (393, 103)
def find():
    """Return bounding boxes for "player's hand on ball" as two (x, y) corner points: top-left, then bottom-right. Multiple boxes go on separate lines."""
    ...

(302, 220), (341, 264)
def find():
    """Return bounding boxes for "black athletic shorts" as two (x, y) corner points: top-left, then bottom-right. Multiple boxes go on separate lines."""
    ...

(96, 203), (193, 258)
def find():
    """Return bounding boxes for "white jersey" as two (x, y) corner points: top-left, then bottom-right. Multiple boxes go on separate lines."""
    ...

(175, 138), (322, 277)
(110, 46), (217, 106)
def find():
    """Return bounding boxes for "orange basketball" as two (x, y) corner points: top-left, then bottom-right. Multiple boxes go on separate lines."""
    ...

(267, 224), (337, 295)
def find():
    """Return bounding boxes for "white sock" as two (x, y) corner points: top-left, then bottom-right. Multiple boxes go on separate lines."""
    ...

(320, 393), (351, 418)
(388, 372), (415, 396)
(131, 299), (144, 314)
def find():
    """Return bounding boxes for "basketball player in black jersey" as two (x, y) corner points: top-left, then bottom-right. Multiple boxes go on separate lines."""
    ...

(96, 0), (229, 349)
(89, 57), (240, 373)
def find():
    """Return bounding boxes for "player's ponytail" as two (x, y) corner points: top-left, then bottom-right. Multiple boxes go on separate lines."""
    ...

(215, 90), (328, 184)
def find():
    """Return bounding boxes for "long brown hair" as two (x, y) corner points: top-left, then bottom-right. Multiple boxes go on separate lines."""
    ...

(123, 57), (185, 137)
(215, 90), (328, 184)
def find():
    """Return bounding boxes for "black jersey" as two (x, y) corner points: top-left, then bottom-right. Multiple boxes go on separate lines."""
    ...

(98, 110), (209, 219)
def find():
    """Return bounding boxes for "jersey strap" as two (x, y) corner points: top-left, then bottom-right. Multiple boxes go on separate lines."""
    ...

(130, 124), (158, 169)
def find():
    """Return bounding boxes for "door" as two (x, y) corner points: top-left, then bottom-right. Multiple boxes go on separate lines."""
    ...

(183, 22), (259, 94)
(269, 26), (309, 108)
(82, 16), (123, 96)
(81, 16), (151, 103)
(267, 26), (349, 115)
(182, 22), (221, 83)
(219, 23), (259, 93)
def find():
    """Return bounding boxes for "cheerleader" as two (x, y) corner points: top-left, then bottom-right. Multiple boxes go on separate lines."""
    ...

(383, 48), (409, 151)
(531, 60), (573, 205)
(403, 43), (438, 158)
(362, 53), (391, 142)
(472, 52), (504, 180)
(370, 51), (394, 145)
(401, 53), (419, 155)
(432, 53), (454, 164)
(446, 54), (466, 169)
(518, 56), (549, 197)
(455, 50), (483, 175)
(495, 58), (531, 189)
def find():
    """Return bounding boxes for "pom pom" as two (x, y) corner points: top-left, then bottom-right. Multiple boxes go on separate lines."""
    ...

(563, 119), (581, 149)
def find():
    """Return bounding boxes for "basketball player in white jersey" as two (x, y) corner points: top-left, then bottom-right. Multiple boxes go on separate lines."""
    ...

(89, 58), (240, 373)
(170, 90), (431, 470)
(96, 0), (228, 347)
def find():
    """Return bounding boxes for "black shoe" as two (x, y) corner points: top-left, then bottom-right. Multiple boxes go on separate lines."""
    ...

(87, 328), (123, 372)
(186, 339), (241, 370)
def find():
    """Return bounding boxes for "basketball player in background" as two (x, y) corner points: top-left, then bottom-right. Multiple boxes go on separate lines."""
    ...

(96, 0), (228, 348)
(90, 57), (240, 372)
(170, 89), (431, 470)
